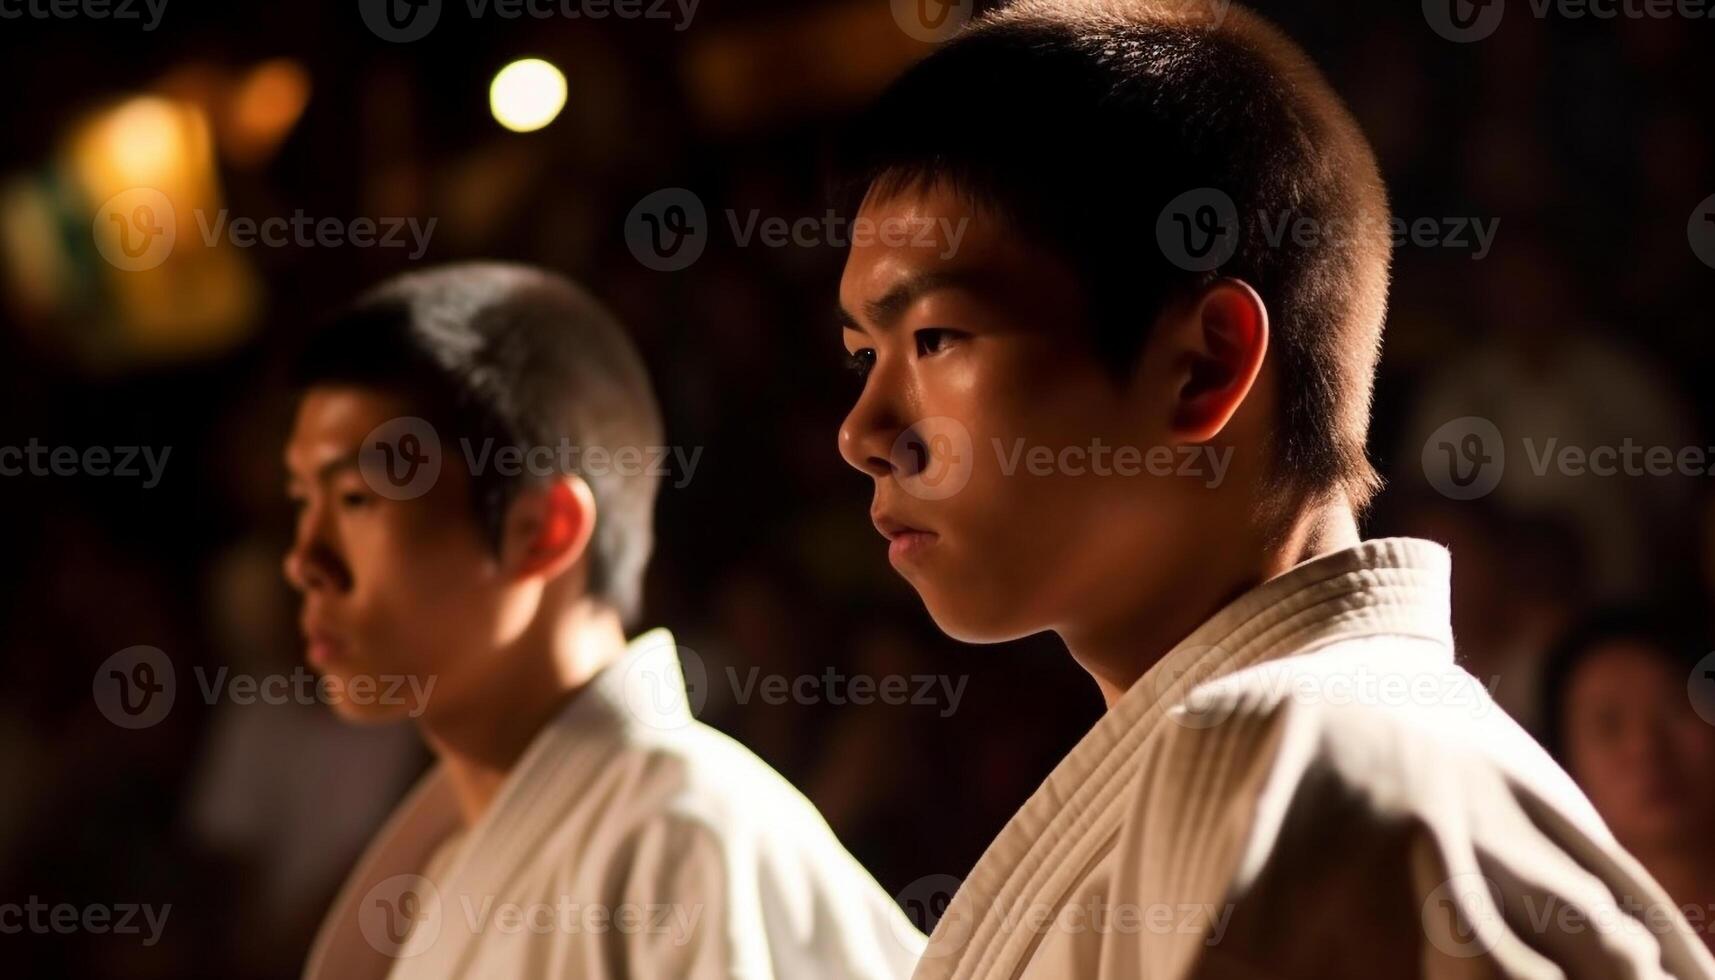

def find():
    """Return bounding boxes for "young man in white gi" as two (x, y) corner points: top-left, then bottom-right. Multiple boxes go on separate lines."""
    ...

(286, 263), (923, 979)
(833, 1), (1715, 977)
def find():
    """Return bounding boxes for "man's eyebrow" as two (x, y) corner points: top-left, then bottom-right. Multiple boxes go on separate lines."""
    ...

(285, 450), (363, 486)
(838, 270), (978, 334)
(316, 451), (362, 482)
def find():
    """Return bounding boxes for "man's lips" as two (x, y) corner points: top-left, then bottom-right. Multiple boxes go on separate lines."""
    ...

(301, 619), (346, 668)
(872, 511), (939, 564)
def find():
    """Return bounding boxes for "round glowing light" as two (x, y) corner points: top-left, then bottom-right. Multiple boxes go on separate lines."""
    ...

(106, 97), (189, 182)
(489, 59), (567, 133)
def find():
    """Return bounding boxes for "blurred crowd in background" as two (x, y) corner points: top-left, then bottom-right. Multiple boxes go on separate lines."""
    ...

(1, 0), (1712, 975)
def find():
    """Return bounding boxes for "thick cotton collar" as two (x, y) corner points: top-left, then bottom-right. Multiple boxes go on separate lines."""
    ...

(917, 538), (1455, 979)
(302, 627), (693, 980)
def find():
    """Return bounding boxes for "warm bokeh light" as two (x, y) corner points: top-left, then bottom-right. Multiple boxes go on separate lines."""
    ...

(228, 59), (312, 166)
(45, 94), (258, 363)
(93, 96), (201, 186)
(489, 58), (567, 133)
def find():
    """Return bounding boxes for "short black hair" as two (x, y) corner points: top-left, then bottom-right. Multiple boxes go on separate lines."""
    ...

(840, 0), (1391, 510)
(291, 262), (663, 626)
(1538, 608), (1705, 764)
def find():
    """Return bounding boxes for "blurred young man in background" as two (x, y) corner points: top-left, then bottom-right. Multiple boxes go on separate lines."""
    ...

(287, 263), (921, 979)
(834, 1), (1715, 976)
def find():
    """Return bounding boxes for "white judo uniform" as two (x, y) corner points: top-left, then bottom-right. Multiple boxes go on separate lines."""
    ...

(304, 628), (925, 980)
(914, 539), (1715, 980)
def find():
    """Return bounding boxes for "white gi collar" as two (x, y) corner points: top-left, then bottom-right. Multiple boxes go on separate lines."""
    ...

(927, 537), (1455, 976)
(303, 626), (697, 979)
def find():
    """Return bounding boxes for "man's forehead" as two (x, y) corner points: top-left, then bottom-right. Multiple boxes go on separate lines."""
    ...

(840, 216), (1044, 325)
(285, 386), (408, 470)
(840, 247), (932, 304)
(855, 183), (967, 225)
(838, 200), (1086, 335)
(296, 385), (410, 431)
(843, 195), (989, 296)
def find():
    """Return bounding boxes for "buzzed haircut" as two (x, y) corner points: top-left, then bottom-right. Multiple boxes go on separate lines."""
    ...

(292, 262), (663, 626)
(841, 0), (1392, 510)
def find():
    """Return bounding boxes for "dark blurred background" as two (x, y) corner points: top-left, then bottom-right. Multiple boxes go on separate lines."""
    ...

(1, 0), (1711, 976)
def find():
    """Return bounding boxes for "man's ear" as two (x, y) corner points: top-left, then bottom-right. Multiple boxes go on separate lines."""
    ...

(502, 475), (597, 581)
(1163, 278), (1269, 443)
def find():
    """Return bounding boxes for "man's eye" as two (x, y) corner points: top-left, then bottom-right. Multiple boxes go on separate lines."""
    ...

(844, 348), (876, 380)
(338, 489), (375, 509)
(915, 328), (961, 357)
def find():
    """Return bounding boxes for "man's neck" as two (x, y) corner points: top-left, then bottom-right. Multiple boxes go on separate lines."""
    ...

(419, 600), (630, 827)
(1066, 498), (1361, 708)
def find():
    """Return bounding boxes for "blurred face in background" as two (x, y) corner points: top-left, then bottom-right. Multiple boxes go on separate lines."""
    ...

(1562, 640), (1715, 854)
(282, 385), (523, 722)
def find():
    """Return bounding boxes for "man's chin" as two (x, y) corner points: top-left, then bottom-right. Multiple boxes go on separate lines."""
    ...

(326, 698), (413, 724)
(919, 593), (1039, 645)
(309, 661), (428, 723)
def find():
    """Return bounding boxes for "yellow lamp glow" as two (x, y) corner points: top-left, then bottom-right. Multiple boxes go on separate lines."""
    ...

(489, 59), (567, 133)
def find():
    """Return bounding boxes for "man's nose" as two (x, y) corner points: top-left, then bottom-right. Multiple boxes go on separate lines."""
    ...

(838, 368), (906, 479)
(282, 509), (347, 593)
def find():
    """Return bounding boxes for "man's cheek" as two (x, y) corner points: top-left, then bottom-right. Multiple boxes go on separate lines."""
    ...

(338, 517), (405, 586)
(374, 513), (462, 585)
